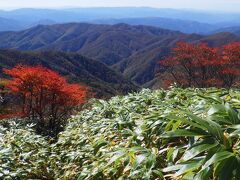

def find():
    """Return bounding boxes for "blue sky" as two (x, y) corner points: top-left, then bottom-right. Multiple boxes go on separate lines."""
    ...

(1, 0), (240, 12)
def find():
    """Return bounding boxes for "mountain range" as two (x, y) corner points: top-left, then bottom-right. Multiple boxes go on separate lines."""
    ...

(0, 23), (184, 65)
(0, 23), (239, 88)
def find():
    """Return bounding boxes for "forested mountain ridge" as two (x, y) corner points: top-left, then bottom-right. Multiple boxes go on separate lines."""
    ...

(213, 26), (240, 36)
(0, 23), (239, 87)
(92, 17), (218, 34)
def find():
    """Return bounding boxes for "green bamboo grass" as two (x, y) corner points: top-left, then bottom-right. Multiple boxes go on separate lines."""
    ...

(0, 87), (239, 179)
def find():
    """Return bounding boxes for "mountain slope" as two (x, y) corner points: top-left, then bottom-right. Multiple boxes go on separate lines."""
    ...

(0, 50), (138, 97)
(0, 23), (183, 66)
(114, 32), (240, 86)
(0, 17), (24, 31)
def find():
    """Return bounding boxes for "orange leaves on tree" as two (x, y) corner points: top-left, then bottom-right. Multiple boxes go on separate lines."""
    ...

(160, 42), (240, 88)
(4, 65), (87, 106)
(3, 64), (88, 135)
(220, 42), (240, 87)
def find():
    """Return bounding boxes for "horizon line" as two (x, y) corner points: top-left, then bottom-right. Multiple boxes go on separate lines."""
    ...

(0, 6), (239, 14)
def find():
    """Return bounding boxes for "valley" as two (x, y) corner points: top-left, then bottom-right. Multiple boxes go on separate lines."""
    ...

(0, 49), (138, 97)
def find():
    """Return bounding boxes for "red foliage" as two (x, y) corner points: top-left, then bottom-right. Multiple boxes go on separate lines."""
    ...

(3, 65), (88, 134)
(160, 42), (240, 88)
(0, 112), (25, 120)
(220, 42), (240, 87)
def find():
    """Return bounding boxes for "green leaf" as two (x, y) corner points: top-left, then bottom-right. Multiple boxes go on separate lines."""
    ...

(162, 164), (183, 172)
(107, 150), (126, 166)
(133, 154), (146, 169)
(182, 140), (219, 161)
(92, 139), (108, 154)
(202, 151), (234, 169)
(194, 167), (211, 180)
(229, 129), (240, 137)
(152, 170), (164, 178)
(197, 94), (223, 104)
(214, 156), (237, 180)
(167, 147), (174, 161)
(187, 113), (224, 142)
(161, 129), (208, 138)
(225, 103), (240, 124)
(208, 103), (240, 125)
(208, 104), (226, 116)
(175, 160), (202, 177)
(167, 115), (204, 130)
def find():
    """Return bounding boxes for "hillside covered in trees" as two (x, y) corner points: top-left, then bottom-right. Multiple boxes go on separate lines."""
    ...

(0, 23), (239, 87)
(0, 50), (138, 97)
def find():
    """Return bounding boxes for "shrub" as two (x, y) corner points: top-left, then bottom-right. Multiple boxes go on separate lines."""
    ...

(3, 65), (88, 136)
(0, 79), (9, 116)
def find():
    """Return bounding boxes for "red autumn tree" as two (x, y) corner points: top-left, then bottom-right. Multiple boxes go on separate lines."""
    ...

(4, 65), (88, 135)
(220, 42), (240, 88)
(160, 42), (240, 88)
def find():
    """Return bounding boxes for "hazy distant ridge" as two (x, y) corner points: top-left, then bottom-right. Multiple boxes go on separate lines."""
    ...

(0, 8), (240, 34)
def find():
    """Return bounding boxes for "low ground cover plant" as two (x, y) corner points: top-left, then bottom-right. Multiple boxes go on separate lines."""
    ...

(0, 87), (239, 179)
